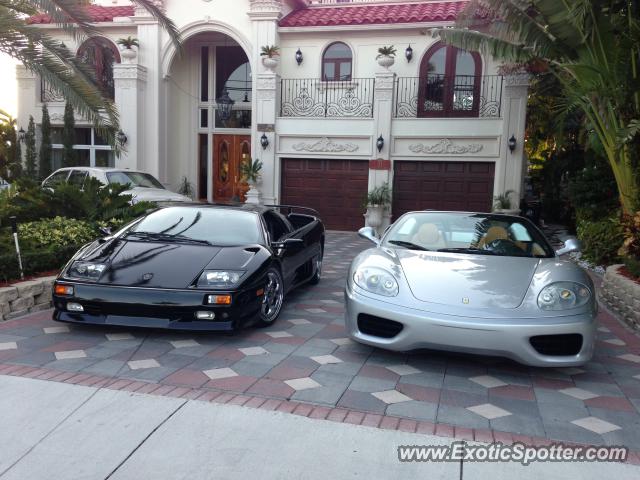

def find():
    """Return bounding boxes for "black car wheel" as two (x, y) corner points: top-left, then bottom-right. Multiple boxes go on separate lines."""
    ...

(309, 254), (322, 285)
(258, 268), (284, 326)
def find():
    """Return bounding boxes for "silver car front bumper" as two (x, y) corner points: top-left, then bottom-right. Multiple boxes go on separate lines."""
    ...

(345, 285), (596, 367)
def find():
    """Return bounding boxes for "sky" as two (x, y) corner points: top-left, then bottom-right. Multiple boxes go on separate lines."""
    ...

(0, 53), (19, 118)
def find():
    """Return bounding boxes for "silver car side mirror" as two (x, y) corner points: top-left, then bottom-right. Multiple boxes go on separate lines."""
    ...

(358, 227), (380, 245)
(556, 237), (581, 256)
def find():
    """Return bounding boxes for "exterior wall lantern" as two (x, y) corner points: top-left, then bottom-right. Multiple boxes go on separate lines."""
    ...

(376, 135), (384, 153)
(216, 89), (234, 122)
(18, 127), (25, 143)
(405, 45), (413, 63)
(260, 133), (269, 150)
(508, 134), (517, 153)
(117, 130), (128, 146)
(295, 48), (303, 66)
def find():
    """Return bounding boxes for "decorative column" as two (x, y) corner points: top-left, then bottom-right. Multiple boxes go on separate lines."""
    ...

(366, 70), (396, 234)
(498, 73), (530, 205)
(15, 65), (37, 138)
(248, 0), (282, 205)
(133, 1), (163, 178)
(113, 64), (147, 171)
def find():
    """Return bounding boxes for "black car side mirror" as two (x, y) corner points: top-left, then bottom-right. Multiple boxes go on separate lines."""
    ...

(272, 238), (304, 249)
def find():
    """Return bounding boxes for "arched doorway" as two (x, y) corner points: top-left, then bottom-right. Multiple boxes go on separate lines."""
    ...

(166, 30), (252, 202)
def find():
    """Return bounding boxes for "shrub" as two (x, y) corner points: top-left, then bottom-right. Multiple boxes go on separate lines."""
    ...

(576, 216), (623, 265)
(0, 243), (83, 283)
(18, 216), (97, 249)
(568, 159), (618, 221)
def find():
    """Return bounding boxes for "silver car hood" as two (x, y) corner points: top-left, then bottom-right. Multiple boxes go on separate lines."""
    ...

(396, 250), (540, 309)
(123, 187), (190, 203)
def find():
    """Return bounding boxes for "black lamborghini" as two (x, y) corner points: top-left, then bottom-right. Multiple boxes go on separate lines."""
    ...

(52, 204), (325, 330)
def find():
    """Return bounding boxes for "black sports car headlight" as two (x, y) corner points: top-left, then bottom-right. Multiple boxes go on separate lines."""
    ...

(197, 270), (245, 288)
(537, 282), (591, 311)
(67, 261), (107, 281)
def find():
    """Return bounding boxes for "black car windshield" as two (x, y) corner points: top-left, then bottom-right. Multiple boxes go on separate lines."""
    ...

(383, 212), (554, 258)
(127, 207), (262, 246)
(106, 171), (165, 189)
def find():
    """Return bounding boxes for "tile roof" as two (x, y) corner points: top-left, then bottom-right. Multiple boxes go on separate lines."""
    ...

(279, 1), (468, 28)
(27, 5), (134, 24)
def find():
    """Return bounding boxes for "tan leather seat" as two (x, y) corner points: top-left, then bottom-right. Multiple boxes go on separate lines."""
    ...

(411, 223), (446, 249)
(477, 226), (509, 248)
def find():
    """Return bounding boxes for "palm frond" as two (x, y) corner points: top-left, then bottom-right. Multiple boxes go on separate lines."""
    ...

(435, 28), (535, 63)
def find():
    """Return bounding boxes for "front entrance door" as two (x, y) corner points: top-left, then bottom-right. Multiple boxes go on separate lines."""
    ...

(213, 134), (251, 202)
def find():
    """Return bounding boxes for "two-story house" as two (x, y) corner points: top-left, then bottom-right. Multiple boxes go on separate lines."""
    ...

(17, 0), (529, 230)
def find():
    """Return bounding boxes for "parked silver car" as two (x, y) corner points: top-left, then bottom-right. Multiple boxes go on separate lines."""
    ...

(41, 167), (191, 204)
(345, 211), (597, 367)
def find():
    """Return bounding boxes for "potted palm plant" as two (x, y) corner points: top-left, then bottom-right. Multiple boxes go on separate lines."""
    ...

(117, 36), (139, 62)
(364, 182), (392, 234)
(240, 158), (263, 204)
(260, 45), (280, 70)
(376, 45), (397, 69)
(493, 190), (521, 215)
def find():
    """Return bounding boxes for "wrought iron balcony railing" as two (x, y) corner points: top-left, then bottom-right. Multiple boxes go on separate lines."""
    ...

(280, 78), (375, 118)
(41, 78), (65, 103)
(394, 75), (504, 119)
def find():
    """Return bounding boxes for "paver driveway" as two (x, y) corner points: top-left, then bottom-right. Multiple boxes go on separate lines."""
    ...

(1, 232), (640, 452)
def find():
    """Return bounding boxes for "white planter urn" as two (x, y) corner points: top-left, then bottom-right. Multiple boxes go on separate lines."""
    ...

(262, 56), (279, 71)
(377, 55), (395, 69)
(493, 208), (521, 216)
(364, 205), (387, 236)
(245, 181), (262, 205)
(120, 48), (137, 63)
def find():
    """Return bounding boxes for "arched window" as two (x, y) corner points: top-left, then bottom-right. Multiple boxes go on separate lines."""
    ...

(77, 37), (121, 100)
(322, 42), (352, 81)
(418, 42), (482, 117)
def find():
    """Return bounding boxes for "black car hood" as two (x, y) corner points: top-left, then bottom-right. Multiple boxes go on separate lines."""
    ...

(73, 238), (267, 289)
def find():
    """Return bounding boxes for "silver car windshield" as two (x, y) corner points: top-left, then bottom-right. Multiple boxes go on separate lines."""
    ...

(106, 171), (165, 189)
(383, 212), (554, 258)
(127, 207), (263, 246)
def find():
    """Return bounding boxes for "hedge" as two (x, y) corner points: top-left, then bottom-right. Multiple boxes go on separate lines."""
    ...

(0, 244), (84, 283)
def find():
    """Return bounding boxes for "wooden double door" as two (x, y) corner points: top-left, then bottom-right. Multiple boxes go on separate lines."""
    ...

(213, 134), (251, 202)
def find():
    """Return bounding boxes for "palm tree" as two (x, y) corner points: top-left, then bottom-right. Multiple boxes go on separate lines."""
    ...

(0, 1), (181, 147)
(434, 0), (640, 214)
(0, 108), (21, 180)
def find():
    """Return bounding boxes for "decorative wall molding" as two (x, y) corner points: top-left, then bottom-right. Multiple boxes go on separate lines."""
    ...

(134, 0), (164, 16)
(256, 75), (277, 90)
(248, 0), (283, 19)
(408, 139), (484, 155)
(292, 137), (359, 153)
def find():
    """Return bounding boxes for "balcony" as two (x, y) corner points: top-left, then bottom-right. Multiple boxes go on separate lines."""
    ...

(279, 78), (375, 118)
(394, 75), (504, 119)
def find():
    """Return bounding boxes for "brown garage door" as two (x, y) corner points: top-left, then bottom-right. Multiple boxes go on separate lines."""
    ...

(281, 158), (369, 231)
(393, 161), (495, 219)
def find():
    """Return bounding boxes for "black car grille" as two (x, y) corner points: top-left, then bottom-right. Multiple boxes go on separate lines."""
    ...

(357, 314), (403, 339)
(81, 301), (193, 320)
(529, 334), (583, 356)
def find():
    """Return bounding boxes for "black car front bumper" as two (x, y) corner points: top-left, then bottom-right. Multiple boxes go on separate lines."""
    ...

(52, 281), (263, 331)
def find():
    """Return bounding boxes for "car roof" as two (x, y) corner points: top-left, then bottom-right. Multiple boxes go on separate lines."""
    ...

(158, 202), (293, 215)
(50, 167), (147, 174)
(405, 210), (523, 219)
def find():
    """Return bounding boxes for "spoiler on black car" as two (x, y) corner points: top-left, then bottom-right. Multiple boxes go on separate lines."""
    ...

(264, 204), (321, 217)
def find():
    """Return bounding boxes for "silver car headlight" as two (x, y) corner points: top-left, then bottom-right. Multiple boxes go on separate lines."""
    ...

(67, 261), (106, 281)
(537, 282), (591, 311)
(353, 267), (399, 297)
(197, 270), (245, 288)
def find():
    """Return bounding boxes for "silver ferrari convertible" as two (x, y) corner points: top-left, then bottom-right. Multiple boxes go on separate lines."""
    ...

(345, 212), (597, 367)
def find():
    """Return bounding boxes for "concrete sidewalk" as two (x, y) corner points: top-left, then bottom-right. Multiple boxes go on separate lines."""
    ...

(0, 375), (638, 479)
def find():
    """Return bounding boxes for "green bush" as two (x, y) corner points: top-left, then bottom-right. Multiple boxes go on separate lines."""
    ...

(576, 216), (623, 265)
(568, 158), (618, 221)
(0, 244), (83, 283)
(18, 216), (97, 249)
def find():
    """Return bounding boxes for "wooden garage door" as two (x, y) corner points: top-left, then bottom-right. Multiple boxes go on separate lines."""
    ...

(393, 161), (495, 219)
(281, 158), (368, 231)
